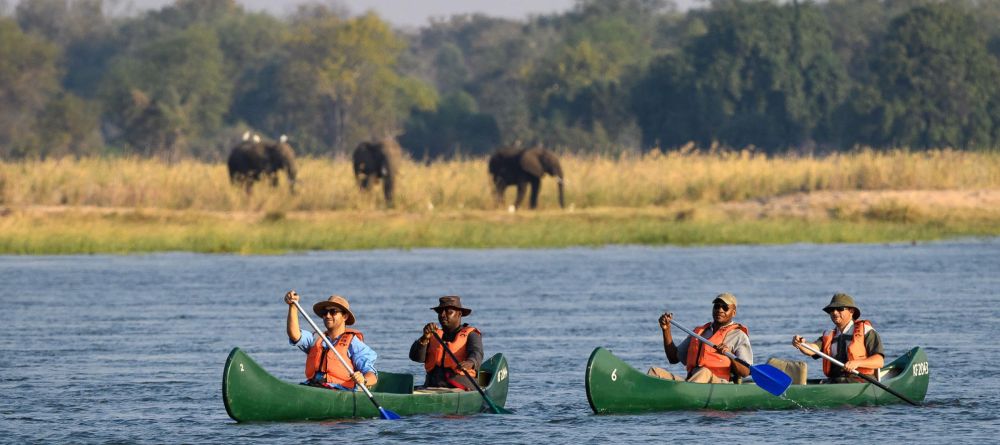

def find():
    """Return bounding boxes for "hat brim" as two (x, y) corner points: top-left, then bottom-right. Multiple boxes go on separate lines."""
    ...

(313, 301), (356, 325)
(431, 306), (472, 316)
(823, 304), (860, 320)
(712, 298), (736, 309)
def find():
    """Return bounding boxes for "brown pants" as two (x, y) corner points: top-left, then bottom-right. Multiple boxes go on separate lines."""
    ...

(647, 366), (730, 384)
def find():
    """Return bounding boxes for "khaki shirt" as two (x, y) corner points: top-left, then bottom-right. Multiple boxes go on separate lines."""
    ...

(811, 320), (884, 379)
(677, 321), (753, 366)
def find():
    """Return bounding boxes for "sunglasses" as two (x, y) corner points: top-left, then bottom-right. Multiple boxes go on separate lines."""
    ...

(713, 302), (730, 311)
(321, 308), (344, 317)
(827, 307), (851, 313)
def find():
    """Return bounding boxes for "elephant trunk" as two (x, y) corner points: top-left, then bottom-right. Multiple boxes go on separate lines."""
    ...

(383, 174), (394, 207)
(287, 165), (298, 194)
(549, 158), (565, 209)
(556, 176), (565, 208)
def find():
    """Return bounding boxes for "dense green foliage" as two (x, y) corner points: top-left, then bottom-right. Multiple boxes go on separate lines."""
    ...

(632, 0), (849, 151)
(1, 0), (999, 159)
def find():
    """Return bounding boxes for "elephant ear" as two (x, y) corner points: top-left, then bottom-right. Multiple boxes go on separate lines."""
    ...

(519, 147), (545, 177)
(379, 137), (403, 174)
(277, 142), (297, 178)
(540, 150), (562, 177)
(264, 143), (284, 167)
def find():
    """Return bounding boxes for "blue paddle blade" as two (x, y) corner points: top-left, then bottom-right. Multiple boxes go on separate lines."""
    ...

(750, 364), (793, 396)
(379, 407), (402, 420)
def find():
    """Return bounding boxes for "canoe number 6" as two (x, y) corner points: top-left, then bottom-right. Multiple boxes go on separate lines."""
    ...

(912, 362), (928, 376)
(497, 367), (507, 382)
(611, 369), (617, 382)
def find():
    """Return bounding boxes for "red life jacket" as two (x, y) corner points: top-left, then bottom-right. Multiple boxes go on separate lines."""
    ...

(686, 322), (749, 380)
(821, 320), (875, 377)
(425, 325), (480, 378)
(305, 329), (363, 388)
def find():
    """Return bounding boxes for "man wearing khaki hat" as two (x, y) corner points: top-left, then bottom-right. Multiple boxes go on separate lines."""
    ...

(409, 296), (483, 390)
(792, 293), (884, 383)
(649, 293), (753, 383)
(284, 291), (379, 390)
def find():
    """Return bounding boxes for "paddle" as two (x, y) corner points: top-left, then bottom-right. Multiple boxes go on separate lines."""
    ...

(797, 341), (919, 406)
(430, 331), (512, 414)
(291, 300), (401, 420)
(669, 320), (792, 396)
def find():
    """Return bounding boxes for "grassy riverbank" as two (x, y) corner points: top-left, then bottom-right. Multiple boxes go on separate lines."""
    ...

(2, 149), (999, 254)
(2, 204), (998, 254)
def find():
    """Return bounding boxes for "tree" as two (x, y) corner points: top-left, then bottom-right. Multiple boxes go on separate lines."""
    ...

(849, 3), (1000, 149)
(408, 15), (553, 145)
(0, 18), (62, 157)
(399, 91), (501, 159)
(100, 25), (231, 158)
(31, 92), (103, 158)
(527, 0), (674, 151)
(261, 11), (434, 154)
(15, 0), (121, 99)
(631, 0), (848, 151)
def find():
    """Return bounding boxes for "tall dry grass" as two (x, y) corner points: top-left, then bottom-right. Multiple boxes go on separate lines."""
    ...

(2, 149), (998, 212)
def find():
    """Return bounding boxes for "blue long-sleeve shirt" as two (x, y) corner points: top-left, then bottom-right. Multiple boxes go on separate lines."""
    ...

(292, 330), (378, 390)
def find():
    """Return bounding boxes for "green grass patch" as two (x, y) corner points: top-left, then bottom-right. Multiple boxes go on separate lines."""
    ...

(2, 209), (998, 254)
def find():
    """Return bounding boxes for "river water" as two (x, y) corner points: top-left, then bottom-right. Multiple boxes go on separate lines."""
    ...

(2, 240), (999, 443)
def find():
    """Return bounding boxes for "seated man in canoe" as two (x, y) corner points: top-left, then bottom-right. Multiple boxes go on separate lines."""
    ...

(409, 296), (482, 391)
(284, 291), (378, 390)
(649, 293), (753, 383)
(792, 293), (884, 383)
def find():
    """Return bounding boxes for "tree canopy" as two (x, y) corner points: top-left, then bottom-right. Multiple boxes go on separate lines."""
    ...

(1, 0), (999, 159)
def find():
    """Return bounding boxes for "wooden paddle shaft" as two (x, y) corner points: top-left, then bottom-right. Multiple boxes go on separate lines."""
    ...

(291, 300), (378, 399)
(799, 342), (853, 371)
(799, 341), (919, 406)
(430, 330), (510, 414)
(431, 332), (489, 394)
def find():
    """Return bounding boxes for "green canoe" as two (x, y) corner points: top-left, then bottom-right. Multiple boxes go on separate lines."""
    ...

(585, 346), (928, 413)
(223, 347), (510, 421)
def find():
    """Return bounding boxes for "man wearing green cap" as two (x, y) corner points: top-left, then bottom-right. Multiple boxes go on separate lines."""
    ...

(649, 293), (753, 383)
(792, 293), (884, 383)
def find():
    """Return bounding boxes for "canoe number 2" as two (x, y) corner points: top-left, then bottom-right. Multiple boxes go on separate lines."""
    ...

(611, 369), (617, 382)
(240, 363), (245, 372)
(912, 362), (928, 376)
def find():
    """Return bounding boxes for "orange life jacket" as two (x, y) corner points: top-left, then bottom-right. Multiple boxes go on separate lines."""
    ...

(425, 325), (480, 378)
(821, 319), (875, 378)
(686, 322), (749, 380)
(305, 329), (363, 388)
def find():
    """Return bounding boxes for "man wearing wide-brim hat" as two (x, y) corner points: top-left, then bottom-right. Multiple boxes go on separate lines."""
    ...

(792, 293), (885, 383)
(409, 296), (483, 390)
(650, 293), (754, 383)
(284, 291), (379, 390)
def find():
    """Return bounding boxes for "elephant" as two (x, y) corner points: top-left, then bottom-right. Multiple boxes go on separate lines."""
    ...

(352, 137), (401, 207)
(488, 146), (564, 210)
(227, 133), (297, 194)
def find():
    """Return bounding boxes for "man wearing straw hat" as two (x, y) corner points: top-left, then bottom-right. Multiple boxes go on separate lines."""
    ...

(409, 296), (483, 391)
(284, 291), (379, 390)
(648, 293), (753, 383)
(792, 293), (884, 383)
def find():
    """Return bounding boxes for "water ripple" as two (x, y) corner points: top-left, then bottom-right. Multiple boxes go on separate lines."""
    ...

(2, 242), (1000, 442)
